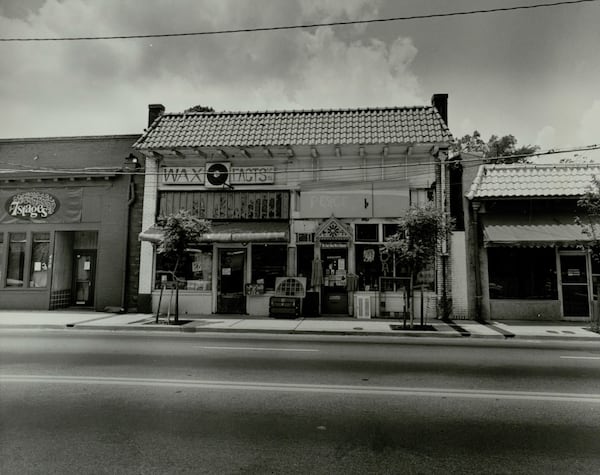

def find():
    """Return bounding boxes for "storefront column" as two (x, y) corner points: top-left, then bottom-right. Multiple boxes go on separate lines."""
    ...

(287, 245), (297, 276)
(138, 155), (159, 312)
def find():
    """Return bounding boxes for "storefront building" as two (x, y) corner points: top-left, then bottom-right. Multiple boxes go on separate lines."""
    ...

(466, 163), (600, 321)
(136, 97), (453, 317)
(0, 135), (144, 311)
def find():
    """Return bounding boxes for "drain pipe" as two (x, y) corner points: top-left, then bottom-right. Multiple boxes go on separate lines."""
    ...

(472, 201), (482, 321)
(120, 162), (137, 312)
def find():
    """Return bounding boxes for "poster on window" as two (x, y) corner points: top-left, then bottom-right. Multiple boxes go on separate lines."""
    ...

(0, 188), (83, 224)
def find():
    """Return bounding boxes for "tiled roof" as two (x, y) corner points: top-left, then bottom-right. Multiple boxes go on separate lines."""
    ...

(467, 164), (600, 199)
(133, 106), (452, 149)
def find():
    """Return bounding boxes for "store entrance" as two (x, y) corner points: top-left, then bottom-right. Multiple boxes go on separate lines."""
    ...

(559, 252), (590, 318)
(72, 251), (96, 307)
(321, 247), (348, 315)
(217, 248), (246, 314)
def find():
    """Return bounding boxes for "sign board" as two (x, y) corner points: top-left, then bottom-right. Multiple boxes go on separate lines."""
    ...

(160, 165), (275, 187)
(299, 181), (409, 218)
(0, 189), (82, 224)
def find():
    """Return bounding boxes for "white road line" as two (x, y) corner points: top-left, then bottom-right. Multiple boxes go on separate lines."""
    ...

(195, 346), (319, 352)
(560, 356), (600, 360)
(2, 374), (600, 403)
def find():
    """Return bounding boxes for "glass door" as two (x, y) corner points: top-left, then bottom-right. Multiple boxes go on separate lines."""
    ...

(72, 251), (96, 306)
(321, 247), (349, 315)
(217, 248), (246, 314)
(559, 253), (590, 318)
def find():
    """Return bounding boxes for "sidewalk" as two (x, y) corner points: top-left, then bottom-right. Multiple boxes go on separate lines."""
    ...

(0, 310), (599, 341)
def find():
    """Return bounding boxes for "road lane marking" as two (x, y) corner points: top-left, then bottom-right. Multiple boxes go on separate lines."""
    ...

(2, 374), (600, 403)
(560, 356), (600, 360)
(195, 346), (319, 352)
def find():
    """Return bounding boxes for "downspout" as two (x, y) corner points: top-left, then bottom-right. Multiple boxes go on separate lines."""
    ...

(120, 173), (136, 312)
(471, 201), (482, 321)
(440, 151), (450, 320)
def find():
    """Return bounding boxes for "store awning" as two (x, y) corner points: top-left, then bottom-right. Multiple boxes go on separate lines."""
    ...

(482, 215), (593, 247)
(139, 221), (289, 244)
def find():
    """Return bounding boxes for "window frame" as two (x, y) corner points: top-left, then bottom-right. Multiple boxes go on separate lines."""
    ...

(251, 243), (287, 291)
(154, 245), (214, 291)
(487, 247), (558, 300)
(1, 231), (54, 290)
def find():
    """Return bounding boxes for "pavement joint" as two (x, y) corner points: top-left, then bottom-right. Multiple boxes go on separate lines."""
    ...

(0, 311), (599, 342)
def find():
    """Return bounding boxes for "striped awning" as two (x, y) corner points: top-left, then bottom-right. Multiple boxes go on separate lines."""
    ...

(482, 215), (592, 247)
(139, 221), (289, 244)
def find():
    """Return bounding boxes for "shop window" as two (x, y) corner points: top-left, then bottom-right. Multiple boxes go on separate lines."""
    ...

(7, 233), (26, 287)
(592, 258), (600, 300)
(415, 261), (435, 292)
(30, 233), (50, 288)
(297, 245), (314, 282)
(355, 224), (378, 242)
(356, 244), (381, 291)
(488, 247), (557, 299)
(251, 244), (286, 291)
(410, 188), (434, 206)
(155, 246), (212, 291)
(0, 233), (3, 285)
(383, 224), (400, 240)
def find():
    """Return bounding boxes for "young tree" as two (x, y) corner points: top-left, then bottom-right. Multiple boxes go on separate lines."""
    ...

(383, 204), (454, 327)
(454, 131), (539, 163)
(184, 105), (215, 113)
(156, 210), (211, 323)
(576, 176), (600, 332)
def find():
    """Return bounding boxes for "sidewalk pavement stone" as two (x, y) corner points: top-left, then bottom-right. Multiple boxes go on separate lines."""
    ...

(0, 310), (599, 342)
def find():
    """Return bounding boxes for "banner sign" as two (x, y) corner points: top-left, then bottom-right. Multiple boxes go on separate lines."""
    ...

(160, 165), (275, 186)
(0, 188), (82, 224)
(299, 180), (410, 218)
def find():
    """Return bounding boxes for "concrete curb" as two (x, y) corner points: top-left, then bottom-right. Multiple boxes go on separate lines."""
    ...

(0, 315), (599, 342)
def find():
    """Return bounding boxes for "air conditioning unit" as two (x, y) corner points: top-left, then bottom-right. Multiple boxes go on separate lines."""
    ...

(274, 277), (307, 298)
(355, 294), (371, 319)
(205, 162), (231, 188)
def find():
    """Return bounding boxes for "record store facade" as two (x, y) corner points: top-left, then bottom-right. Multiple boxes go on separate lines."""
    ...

(136, 98), (454, 318)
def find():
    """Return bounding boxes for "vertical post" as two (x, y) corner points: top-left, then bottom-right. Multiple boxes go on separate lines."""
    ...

(420, 285), (424, 327)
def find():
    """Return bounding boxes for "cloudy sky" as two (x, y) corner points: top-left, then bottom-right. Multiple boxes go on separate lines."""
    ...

(1, 0), (599, 155)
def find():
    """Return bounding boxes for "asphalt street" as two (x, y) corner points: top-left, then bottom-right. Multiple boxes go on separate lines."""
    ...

(1, 330), (600, 474)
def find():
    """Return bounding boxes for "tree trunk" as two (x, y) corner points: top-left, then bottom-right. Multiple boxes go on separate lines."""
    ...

(594, 283), (600, 333)
(173, 257), (180, 324)
(409, 274), (414, 329)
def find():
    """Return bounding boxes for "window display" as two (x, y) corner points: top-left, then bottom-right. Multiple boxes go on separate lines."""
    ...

(155, 246), (212, 291)
(30, 233), (50, 288)
(7, 233), (26, 287)
(251, 244), (286, 291)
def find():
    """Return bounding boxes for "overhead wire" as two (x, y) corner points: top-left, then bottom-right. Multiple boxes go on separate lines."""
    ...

(1, 144), (599, 178)
(0, 0), (597, 42)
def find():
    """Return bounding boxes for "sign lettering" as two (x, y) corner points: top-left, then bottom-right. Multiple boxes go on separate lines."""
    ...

(6, 192), (58, 219)
(230, 167), (274, 184)
(161, 167), (205, 185)
(160, 166), (275, 186)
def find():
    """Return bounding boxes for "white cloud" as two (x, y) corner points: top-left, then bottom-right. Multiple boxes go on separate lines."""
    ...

(0, 0), (424, 138)
(535, 125), (557, 149)
(579, 99), (600, 145)
(288, 28), (421, 108)
(455, 118), (476, 139)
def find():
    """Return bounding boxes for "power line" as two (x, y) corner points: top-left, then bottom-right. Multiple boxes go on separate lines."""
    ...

(1, 144), (599, 177)
(0, 0), (596, 42)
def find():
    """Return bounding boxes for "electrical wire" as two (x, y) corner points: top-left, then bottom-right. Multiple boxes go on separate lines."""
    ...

(0, 0), (596, 42)
(1, 144), (599, 178)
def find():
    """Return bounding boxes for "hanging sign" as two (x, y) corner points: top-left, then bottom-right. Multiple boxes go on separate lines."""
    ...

(6, 191), (58, 218)
(0, 189), (82, 224)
